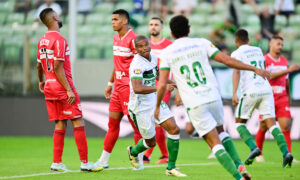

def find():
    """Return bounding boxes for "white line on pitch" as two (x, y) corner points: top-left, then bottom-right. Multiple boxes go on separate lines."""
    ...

(0, 162), (217, 179)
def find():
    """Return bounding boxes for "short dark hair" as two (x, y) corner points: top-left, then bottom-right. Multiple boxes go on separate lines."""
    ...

(235, 29), (249, 43)
(170, 15), (190, 38)
(151, 17), (163, 24)
(134, 35), (148, 46)
(39, 8), (54, 25)
(271, 35), (284, 41)
(112, 9), (130, 21)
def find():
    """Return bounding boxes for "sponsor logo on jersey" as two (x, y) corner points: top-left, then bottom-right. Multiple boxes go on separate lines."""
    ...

(40, 39), (49, 46)
(133, 69), (142, 74)
(123, 101), (128, 106)
(211, 43), (216, 48)
(116, 71), (125, 79)
(63, 111), (72, 115)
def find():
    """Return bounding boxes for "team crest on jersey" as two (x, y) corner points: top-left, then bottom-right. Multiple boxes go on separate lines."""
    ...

(134, 69), (142, 74)
(211, 43), (216, 48)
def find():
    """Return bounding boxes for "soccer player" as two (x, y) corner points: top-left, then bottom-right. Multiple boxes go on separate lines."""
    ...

(95, 9), (143, 169)
(255, 36), (300, 162)
(143, 17), (172, 164)
(36, 8), (102, 172)
(155, 15), (264, 180)
(232, 29), (294, 167)
(127, 35), (186, 177)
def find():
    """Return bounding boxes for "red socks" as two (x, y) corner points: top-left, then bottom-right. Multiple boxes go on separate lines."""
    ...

(74, 126), (88, 163)
(255, 129), (266, 153)
(53, 129), (65, 163)
(145, 126), (168, 158)
(104, 117), (121, 153)
(128, 116), (142, 145)
(282, 130), (291, 152)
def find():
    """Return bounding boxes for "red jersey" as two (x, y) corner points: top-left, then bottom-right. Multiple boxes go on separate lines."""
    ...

(113, 29), (137, 92)
(150, 38), (173, 104)
(37, 31), (73, 100)
(265, 54), (289, 100)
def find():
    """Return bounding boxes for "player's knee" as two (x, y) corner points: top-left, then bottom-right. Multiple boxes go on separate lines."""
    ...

(145, 138), (156, 148)
(185, 123), (194, 135)
(55, 120), (67, 130)
(169, 126), (180, 135)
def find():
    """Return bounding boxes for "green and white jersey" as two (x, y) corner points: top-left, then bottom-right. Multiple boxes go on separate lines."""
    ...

(159, 37), (221, 109)
(128, 53), (159, 113)
(231, 44), (272, 94)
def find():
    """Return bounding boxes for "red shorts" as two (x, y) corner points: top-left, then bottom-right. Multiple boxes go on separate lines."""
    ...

(274, 97), (291, 119)
(109, 89), (130, 115)
(45, 92), (82, 121)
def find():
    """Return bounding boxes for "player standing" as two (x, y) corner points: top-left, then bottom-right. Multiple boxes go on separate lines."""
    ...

(143, 17), (172, 164)
(36, 8), (102, 172)
(127, 35), (186, 177)
(95, 9), (143, 169)
(231, 29), (294, 167)
(255, 36), (300, 162)
(155, 15), (263, 180)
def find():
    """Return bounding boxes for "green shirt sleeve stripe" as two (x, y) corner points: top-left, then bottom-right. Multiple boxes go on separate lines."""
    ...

(131, 76), (143, 80)
(160, 67), (170, 70)
(210, 50), (220, 59)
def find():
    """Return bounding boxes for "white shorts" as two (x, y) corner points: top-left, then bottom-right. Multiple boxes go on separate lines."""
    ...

(187, 99), (224, 137)
(235, 92), (275, 120)
(129, 102), (173, 139)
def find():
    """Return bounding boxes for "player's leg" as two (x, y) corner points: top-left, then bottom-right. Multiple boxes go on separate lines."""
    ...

(255, 120), (267, 162)
(278, 117), (291, 152)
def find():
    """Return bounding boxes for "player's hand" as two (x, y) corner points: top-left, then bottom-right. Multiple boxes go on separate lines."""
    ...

(67, 90), (75, 105)
(174, 94), (182, 106)
(39, 81), (45, 93)
(288, 64), (300, 73)
(255, 68), (271, 80)
(167, 83), (176, 92)
(232, 93), (239, 106)
(154, 107), (160, 121)
(104, 85), (113, 99)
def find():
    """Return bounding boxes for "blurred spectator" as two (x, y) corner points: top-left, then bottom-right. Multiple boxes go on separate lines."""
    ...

(56, 0), (68, 15)
(206, 0), (224, 14)
(172, 0), (197, 17)
(210, 19), (237, 48)
(274, 0), (295, 26)
(130, 0), (147, 16)
(78, 0), (92, 25)
(251, 32), (268, 54)
(35, 0), (62, 20)
(225, 0), (242, 27)
(149, 0), (169, 20)
(14, 0), (32, 14)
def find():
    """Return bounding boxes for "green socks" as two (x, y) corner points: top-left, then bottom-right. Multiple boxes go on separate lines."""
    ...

(130, 139), (148, 157)
(167, 136), (180, 170)
(220, 132), (243, 168)
(236, 123), (257, 151)
(270, 126), (288, 156)
(213, 144), (242, 180)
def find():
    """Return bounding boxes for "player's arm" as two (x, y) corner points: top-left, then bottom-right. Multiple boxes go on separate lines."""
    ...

(37, 62), (45, 93)
(213, 52), (271, 79)
(104, 68), (115, 99)
(131, 78), (157, 94)
(246, 0), (260, 16)
(54, 60), (75, 105)
(270, 64), (300, 80)
(232, 69), (240, 106)
(155, 69), (169, 120)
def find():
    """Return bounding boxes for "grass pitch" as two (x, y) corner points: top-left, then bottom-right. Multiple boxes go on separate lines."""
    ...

(0, 137), (299, 180)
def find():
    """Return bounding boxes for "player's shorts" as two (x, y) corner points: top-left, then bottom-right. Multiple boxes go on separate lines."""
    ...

(129, 102), (173, 139)
(109, 89), (130, 115)
(235, 92), (275, 120)
(274, 96), (291, 119)
(45, 90), (82, 121)
(187, 99), (224, 137)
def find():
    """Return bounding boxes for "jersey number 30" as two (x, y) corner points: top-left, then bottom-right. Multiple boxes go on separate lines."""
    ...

(180, 61), (207, 88)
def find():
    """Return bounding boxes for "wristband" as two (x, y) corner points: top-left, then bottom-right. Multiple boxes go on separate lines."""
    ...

(107, 81), (113, 86)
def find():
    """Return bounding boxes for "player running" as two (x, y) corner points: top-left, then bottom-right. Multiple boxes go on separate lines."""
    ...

(232, 29), (294, 168)
(255, 36), (300, 162)
(36, 8), (102, 172)
(143, 17), (173, 164)
(127, 35), (186, 177)
(95, 9), (143, 169)
(155, 15), (263, 180)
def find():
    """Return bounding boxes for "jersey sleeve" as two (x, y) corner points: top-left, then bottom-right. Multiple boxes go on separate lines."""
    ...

(53, 38), (66, 61)
(159, 54), (170, 70)
(203, 39), (220, 59)
(36, 44), (41, 63)
(130, 62), (144, 80)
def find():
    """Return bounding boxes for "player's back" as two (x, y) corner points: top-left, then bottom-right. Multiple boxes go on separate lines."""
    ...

(231, 45), (271, 94)
(37, 31), (72, 100)
(159, 37), (221, 109)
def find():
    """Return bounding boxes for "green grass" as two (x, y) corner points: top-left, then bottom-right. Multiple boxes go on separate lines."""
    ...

(0, 137), (299, 179)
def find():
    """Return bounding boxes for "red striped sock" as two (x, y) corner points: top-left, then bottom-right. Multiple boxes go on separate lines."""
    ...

(103, 117), (120, 153)
(74, 126), (88, 163)
(255, 129), (266, 154)
(53, 129), (65, 163)
(282, 130), (291, 152)
(156, 126), (168, 157)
